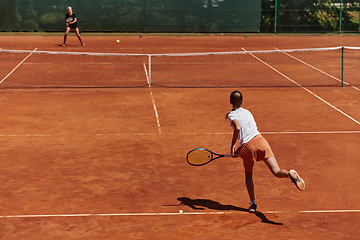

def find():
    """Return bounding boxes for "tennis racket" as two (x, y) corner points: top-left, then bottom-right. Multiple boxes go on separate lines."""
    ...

(66, 17), (73, 23)
(186, 148), (232, 166)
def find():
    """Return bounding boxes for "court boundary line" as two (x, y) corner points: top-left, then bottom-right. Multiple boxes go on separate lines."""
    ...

(0, 48), (37, 85)
(1, 130), (360, 137)
(181, 130), (360, 135)
(242, 48), (360, 126)
(267, 210), (360, 214)
(1, 209), (359, 219)
(143, 62), (161, 134)
(275, 47), (360, 92)
(0, 211), (230, 219)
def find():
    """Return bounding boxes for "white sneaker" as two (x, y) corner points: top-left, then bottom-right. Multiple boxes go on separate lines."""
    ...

(289, 169), (305, 191)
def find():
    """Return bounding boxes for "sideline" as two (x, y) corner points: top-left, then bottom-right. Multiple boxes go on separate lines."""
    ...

(242, 47), (360, 126)
(0, 48), (37, 85)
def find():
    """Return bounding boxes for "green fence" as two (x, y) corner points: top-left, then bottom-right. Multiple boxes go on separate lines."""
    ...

(1, 0), (359, 33)
(0, 0), (261, 33)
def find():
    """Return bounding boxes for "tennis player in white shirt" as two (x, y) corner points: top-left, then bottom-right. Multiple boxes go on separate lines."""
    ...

(226, 90), (305, 213)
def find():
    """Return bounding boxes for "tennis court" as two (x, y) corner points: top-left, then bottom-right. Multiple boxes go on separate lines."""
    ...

(0, 34), (360, 239)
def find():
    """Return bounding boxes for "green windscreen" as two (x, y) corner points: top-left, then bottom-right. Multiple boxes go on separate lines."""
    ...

(0, 0), (261, 33)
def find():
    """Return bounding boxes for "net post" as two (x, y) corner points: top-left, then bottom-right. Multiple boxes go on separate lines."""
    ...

(339, 0), (343, 34)
(148, 55), (151, 85)
(341, 46), (344, 87)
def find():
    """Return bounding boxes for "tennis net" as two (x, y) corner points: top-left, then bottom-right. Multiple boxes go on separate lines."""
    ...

(0, 46), (358, 88)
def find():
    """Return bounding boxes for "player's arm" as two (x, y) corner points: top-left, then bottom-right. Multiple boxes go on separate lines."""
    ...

(230, 119), (241, 157)
(66, 17), (77, 26)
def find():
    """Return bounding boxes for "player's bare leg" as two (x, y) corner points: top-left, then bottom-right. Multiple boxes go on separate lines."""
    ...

(264, 156), (305, 190)
(243, 159), (256, 212)
(63, 27), (71, 46)
(263, 156), (289, 178)
(74, 28), (84, 46)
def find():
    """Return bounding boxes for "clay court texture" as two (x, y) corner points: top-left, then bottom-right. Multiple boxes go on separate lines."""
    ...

(0, 34), (360, 239)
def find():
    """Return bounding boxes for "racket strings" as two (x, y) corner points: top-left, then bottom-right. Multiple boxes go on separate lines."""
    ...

(187, 150), (212, 165)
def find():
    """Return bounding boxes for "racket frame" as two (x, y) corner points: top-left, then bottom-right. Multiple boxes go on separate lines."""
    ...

(186, 148), (232, 166)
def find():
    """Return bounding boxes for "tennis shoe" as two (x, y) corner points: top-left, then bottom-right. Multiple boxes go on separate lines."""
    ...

(81, 42), (85, 46)
(248, 203), (257, 213)
(62, 43), (65, 47)
(289, 169), (305, 191)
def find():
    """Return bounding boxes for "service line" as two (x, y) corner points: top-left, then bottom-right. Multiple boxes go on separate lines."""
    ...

(1, 130), (360, 137)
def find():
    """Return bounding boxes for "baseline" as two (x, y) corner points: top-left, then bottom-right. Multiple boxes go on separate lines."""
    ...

(1, 209), (359, 219)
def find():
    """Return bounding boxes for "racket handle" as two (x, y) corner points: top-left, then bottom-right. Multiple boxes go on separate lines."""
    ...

(224, 154), (233, 157)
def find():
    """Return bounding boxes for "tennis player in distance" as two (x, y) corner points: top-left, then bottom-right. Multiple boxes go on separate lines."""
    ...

(226, 90), (305, 213)
(62, 6), (85, 47)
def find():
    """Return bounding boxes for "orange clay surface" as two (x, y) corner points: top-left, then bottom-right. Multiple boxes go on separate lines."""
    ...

(0, 34), (360, 239)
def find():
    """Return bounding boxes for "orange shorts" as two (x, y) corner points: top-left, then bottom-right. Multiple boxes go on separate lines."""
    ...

(237, 134), (274, 162)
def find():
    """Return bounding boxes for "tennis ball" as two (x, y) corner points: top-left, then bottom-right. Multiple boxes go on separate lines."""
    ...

(116, 40), (120, 43)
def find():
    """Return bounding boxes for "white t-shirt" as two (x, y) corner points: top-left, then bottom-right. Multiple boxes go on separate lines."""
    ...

(228, 107), (260, 146)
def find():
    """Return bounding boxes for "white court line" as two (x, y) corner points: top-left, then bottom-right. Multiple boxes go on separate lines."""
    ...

(267, 210), (360, 214)
(182, 131), (360, 135)
(0, 209), (359, 218)
(0, 211), (230, 218)
(1, 130), (360, 137)
(300, 210), (360, 213)
(143, 63), (161, 134)
(275, 47), (360, 92)
(0, 134), (52, 137)
(262, 131), (360, 134)
(242, 48), (360, 126)
(0, 48), (37, 85)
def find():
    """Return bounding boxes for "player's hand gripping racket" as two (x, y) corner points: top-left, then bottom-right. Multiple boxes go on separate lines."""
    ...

(186, 148), (232, 166)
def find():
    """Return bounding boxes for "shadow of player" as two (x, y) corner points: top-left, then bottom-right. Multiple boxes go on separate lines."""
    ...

(177, 197), (283, 225)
